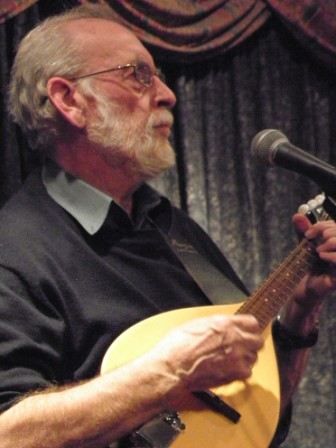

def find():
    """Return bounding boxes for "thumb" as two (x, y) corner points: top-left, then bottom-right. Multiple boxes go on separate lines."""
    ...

(292, 213), (312, 237)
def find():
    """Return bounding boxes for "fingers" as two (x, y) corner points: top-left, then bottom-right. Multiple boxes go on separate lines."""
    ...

(292, 213), (313, 235)
(291, 216), (336, 302)
(293, 214), (336, 263)
(304, 221), (336, 263)
(304, 220), (336, 239)
(217, 315), (263, 382)
(215, 315), (264, 361)
(153, 314), (264, 392)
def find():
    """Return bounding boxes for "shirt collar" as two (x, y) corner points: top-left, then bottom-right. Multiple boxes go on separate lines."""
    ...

(42, 159), (113, 235)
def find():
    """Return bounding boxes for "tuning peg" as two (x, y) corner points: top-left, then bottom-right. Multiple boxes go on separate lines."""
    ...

(297, 193), (325, 223)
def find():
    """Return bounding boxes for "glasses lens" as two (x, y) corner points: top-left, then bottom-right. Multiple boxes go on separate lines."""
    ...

(135, 63), (152, 87)
(135, 62), (165, 87)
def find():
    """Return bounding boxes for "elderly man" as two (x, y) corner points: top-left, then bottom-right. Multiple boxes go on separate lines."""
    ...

(0, 4), (335, 448)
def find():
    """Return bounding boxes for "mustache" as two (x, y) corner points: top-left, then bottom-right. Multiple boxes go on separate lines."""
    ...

(148, 110), (174, 128)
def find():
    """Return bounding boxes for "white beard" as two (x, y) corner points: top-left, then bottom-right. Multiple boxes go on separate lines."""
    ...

(86, 87), (176, 179)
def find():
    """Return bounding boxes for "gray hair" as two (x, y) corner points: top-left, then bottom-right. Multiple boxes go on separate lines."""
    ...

(7, 4), (117, 151)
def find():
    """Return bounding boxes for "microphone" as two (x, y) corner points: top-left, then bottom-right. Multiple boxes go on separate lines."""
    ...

(251, 129), (336, 195)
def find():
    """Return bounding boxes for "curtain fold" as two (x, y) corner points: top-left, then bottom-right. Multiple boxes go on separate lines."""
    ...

(0, 0), (37, 23)
(80, 0), (271, 62)
(80, 0), (336, 68)
(266, 0), (336, 70)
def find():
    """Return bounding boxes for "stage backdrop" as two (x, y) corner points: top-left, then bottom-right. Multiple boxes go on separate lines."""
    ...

(1, 1), (336, 446)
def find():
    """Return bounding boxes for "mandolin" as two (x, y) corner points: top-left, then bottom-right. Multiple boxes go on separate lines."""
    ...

(101, 196), (325, 448)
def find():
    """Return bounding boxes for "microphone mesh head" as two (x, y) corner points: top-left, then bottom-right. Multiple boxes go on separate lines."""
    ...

(251, 129), (289, 165)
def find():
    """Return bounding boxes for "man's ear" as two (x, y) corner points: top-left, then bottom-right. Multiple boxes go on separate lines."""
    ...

(47, 77), (87, 128)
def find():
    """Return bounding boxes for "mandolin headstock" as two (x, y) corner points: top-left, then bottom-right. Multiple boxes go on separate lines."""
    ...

(297, 193), (326, 223)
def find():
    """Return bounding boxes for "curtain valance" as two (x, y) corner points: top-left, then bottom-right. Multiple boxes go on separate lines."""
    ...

(80, 0), (270, 63)
(3, 1), (336, 68)
(79, 0), (336, 68)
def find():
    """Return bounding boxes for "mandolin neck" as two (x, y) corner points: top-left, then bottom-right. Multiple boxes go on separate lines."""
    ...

(237, 237), (318, 331)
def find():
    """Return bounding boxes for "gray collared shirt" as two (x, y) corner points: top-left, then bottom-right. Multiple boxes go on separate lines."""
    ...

(42, 159), (114, 235)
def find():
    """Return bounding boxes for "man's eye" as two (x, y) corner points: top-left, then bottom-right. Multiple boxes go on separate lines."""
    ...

(122, 66), (136, 79)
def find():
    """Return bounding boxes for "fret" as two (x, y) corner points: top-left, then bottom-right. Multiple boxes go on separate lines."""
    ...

(236, 238), (318, 331)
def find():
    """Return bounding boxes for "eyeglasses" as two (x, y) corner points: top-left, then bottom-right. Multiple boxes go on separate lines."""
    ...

(69, 62), (164, 88)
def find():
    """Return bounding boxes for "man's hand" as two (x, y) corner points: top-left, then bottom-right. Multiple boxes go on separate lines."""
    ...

(149, 314), (264, 395)
(292, 213), (336, 305)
